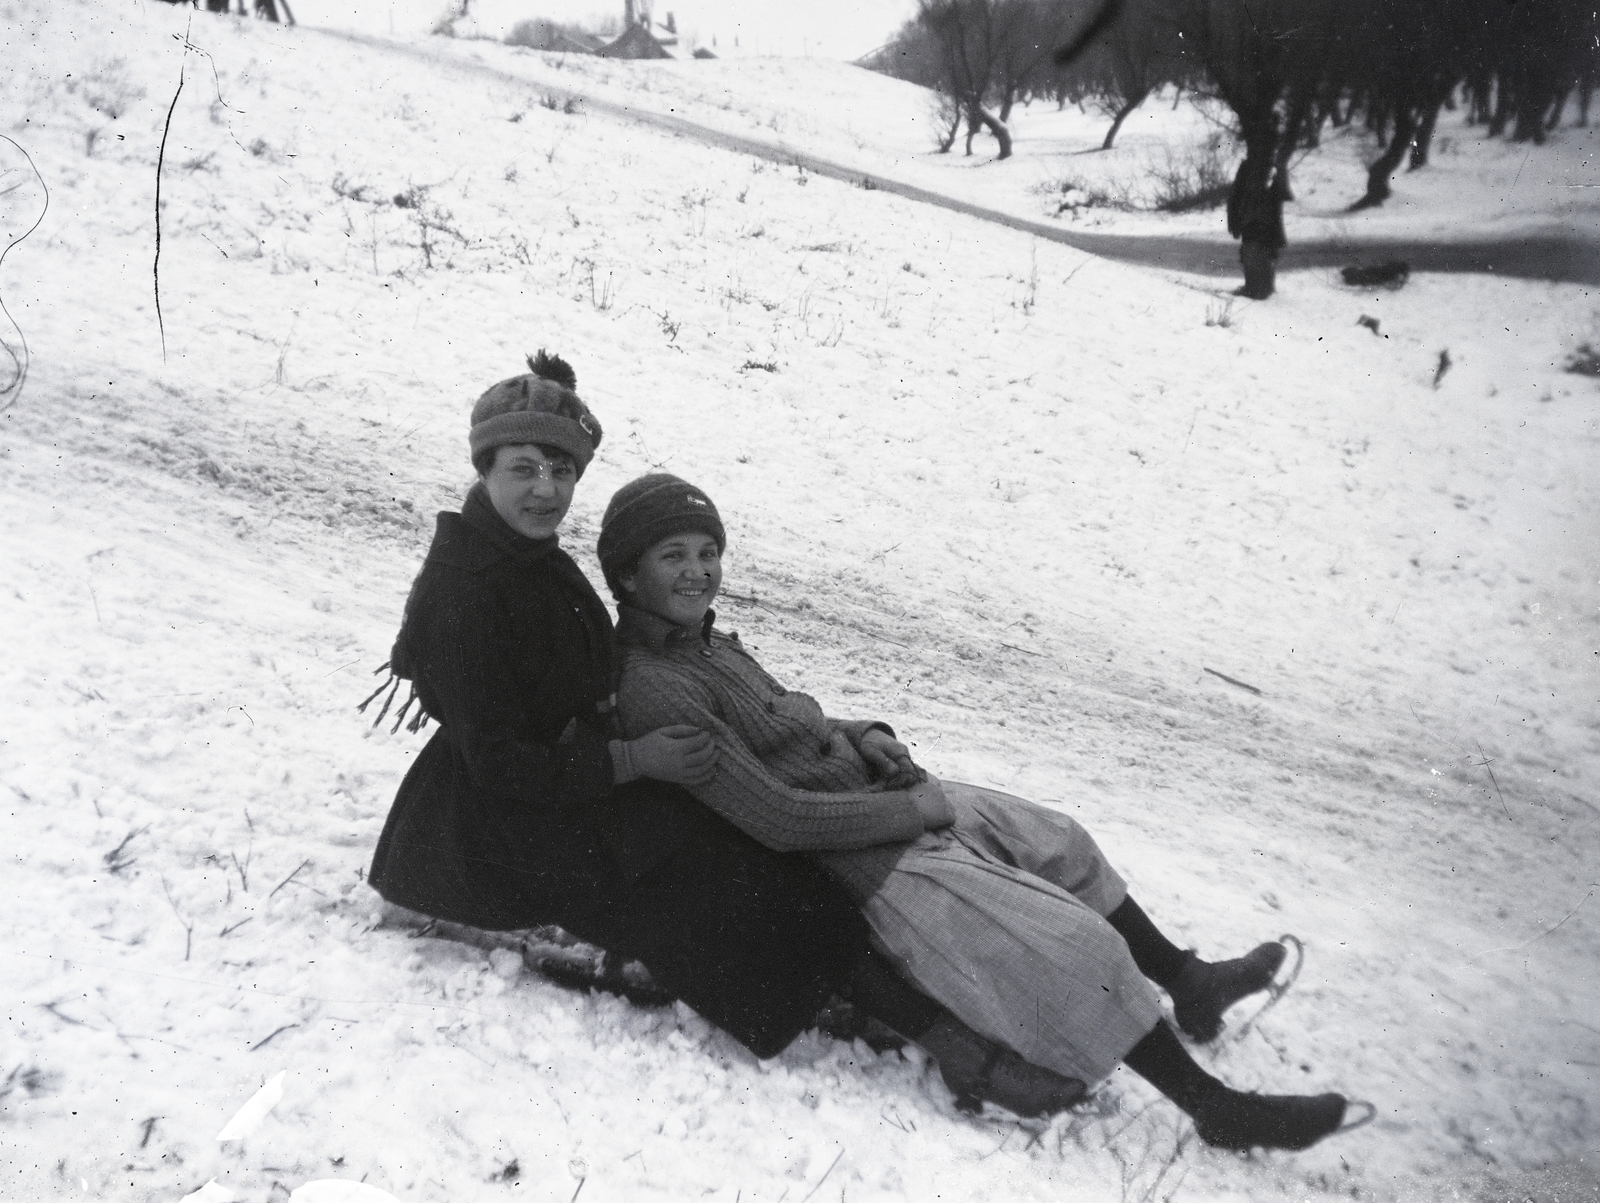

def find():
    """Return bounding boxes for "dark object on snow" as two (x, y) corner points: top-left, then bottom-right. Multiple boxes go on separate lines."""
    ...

(1433, 349), (1452, 389)
(367, 483), (872, 1057)
(1341, 260), (1410, 288)
(1565, 343), (1600, 377)
(1202, 666), (1262, 695)
(1357, 315), (1382, 336)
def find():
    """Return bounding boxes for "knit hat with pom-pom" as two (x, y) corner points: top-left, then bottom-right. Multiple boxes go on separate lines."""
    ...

(597, 474), (725, 599)
(469, 350), (604, 476)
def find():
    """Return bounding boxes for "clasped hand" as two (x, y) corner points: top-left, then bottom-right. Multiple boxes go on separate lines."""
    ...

(629, 724), (717, 787)
(859, 729), (951, 830)
(858, 727), (924, 787)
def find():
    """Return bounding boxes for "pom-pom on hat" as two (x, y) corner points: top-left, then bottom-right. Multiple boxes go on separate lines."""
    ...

(598, 474), (726, 599)
(469, 350), (604, 476)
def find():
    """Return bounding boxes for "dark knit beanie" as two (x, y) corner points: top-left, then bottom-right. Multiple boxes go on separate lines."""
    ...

(469, 350), (603, 476)
(598, 474), (726, 598)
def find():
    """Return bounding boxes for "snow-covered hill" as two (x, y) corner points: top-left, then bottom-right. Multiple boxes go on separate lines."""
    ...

(3, 4), (1597, 1201)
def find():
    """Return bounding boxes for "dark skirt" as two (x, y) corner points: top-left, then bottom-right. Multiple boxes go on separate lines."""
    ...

(572, 795), (868, 1059)
(372, 744), (867, 1058)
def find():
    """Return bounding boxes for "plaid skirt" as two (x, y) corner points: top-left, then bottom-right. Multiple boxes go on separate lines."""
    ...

(827, 784), (1161, 1085)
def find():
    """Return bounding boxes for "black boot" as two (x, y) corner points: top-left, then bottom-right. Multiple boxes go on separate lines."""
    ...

(1123, 1020), (1347, 1152)
(1192, 1088), (1347, 1152)
(1169, 943), (1287, 1043)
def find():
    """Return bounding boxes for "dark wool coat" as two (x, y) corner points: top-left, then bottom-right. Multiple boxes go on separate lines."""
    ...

(368, 485), (868, 1056)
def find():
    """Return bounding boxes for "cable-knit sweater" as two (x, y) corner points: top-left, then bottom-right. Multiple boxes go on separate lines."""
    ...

(613, 605), (927, 892)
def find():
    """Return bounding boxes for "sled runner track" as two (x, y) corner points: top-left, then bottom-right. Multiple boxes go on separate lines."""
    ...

(714, 569), (1438, 808)
(324, 30), (1600, 287)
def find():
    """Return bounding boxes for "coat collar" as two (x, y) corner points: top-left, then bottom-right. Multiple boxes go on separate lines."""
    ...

(429, 482), (561, 573)
(615, 603), (716, 651)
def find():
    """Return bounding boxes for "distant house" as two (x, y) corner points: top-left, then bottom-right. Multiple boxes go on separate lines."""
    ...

(596, 20), (673, 58)
(595, 1), (681, 58)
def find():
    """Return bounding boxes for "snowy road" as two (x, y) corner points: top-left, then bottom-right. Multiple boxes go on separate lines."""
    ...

(329, 28), (1600, 287)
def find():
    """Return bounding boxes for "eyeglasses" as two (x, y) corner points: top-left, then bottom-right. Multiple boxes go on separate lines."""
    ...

(505, 459), (576, 482)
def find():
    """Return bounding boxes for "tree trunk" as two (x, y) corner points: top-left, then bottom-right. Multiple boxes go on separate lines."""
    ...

(1101, 89), (1149, 150)
(933, 90), (962, 153)
(999, 86), (1016, 124)
(1409, 98), (1443, 169)
(1353, 102), (1417, 209)
(965, 100), (1012, 159)
(1488, 77), (1510, 137)
(1466, 76), (1490, 124)
(1546, 87), (1568, 130)
(1579, 75), (1594, 127)
(1272, 83), (1315, 192)
(1512, 94), (1548, 143)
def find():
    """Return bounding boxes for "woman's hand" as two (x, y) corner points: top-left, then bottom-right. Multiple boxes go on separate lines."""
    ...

(627, 725), (718, 787)
(862, 725), (930, 793)
(859, 728), (913, 780)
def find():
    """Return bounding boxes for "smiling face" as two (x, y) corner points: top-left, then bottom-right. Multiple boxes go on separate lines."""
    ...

(620, 530), (723, 630)
(482, 443), (577, 540)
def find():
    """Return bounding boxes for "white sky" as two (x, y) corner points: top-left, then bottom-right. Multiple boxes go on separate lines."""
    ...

(289, 0), (919, 58)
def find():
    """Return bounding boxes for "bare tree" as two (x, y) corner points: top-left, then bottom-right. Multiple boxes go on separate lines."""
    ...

(917, 0), (1015, 159)
(1086, 0), (1178, 149)
(1343, 1), (1472, 207)
(991, 0), (1073, 122)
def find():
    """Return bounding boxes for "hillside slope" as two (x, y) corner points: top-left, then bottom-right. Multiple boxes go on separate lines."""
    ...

(3, 5), (1597, 1202)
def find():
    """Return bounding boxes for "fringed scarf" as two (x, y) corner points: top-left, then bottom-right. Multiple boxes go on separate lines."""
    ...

(359, 483), (565, 734)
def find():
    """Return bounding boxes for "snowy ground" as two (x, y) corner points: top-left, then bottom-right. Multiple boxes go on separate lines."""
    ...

(3, 5), (1598, 1202)
(400, 33), (1597, 247)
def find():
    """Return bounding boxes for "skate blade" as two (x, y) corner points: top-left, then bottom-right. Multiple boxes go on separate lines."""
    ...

(1335, 1099), (1377, 1135)
(1226, 933), (1305, 1041)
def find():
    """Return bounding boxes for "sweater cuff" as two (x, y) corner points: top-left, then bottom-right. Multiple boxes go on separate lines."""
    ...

(609, 738), (639, 785)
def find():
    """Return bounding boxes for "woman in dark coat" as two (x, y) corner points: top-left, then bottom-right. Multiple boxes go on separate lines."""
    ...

(365, 353), (1084, 1114)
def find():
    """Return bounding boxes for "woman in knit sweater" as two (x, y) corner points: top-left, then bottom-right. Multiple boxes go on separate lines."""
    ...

(601, 473), (1364, 1153)
(367, 356), (1086, 1113)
